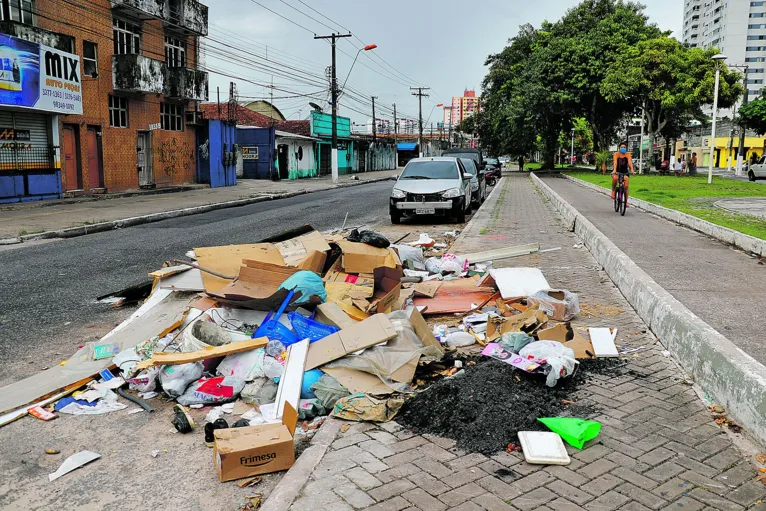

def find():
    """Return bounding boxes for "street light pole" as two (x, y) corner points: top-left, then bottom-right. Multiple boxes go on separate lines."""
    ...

(737, 66), (749, 176)
(371, 95), (377, 142)
(708, 53), (727, 185)
(639, 102), (645, 175)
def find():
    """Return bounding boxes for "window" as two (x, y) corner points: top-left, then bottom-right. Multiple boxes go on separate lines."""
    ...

(746, 57), (766, 62)
(113, 18), (140, 55)
(750, 24), (766, 29)
(109, 95), (128, 128)
(748, 35), (766, 40)
(165, 36), (186, 68)
(753, 1), (765, 5)
(751, 12), (766, 17)
(748, 79), (764, 84)
(751, 68), (766, 73)
(746, 46), (766, 51)
(161, 102), (183, 131)
(4, 0), (34, 24)
(83, 41), (97, 78)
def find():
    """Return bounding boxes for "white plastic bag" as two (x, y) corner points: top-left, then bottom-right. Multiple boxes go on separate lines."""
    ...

(519, 341), (577, 387)
(392, 244), (426, 271)
(425, 257), (443, 275)
(128, 367), (161, 392)
(216, 348), (266, 381)
(444, 332), (475, 347)
(159, 362), (204, 397)
(440, 254), (467, 274)
(176, 376), (246, 406)
(263, 356), (285, 379)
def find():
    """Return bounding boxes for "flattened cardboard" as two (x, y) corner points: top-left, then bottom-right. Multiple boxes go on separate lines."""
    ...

(315, 302), (357, 329)
(324, 270), (375, 298)
(404, 307), (444, 356)
(322, 366), (395, 395)
(335, 301), (370, 321)
(335, 240), (401, 274)
(413, 281), (442, 298)
(304, 314), (398, 370)
(487, 309), (549, 341)
(537, 323), (574, 343)
(564, 333), (595, 359)
(275, 231), (330, 266)
(195, 244), (280, 293)
(214, 402), (298, 481)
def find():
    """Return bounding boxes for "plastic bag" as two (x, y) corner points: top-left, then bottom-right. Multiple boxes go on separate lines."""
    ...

(440, 254), (467, 274)
(176, 376), (246, 406)
(392, 244), (426, 271)
(241, 379), (279, 406)
(128, 367), (161, 393)
(159, 362), (203, 397)
(279, 271), (327, 305)
(519, 341), (577, 387)
(301, 369), (323, 399)
(297, 398), (327, 420)
(444, 332), (475, 347)
(310, 374), (350, 410)
(347, 229), (390, 248)
(499, 332), (534, 354)
(527, 289), (580, 321)
(216, 348), (266, 381)
(425, 257), (443, 275)
(263, 356), (285, 379)
(265, 340), (286, 357)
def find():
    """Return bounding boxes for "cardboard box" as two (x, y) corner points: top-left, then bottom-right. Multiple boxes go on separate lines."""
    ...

(370, 266), (402, 313)
(487, 309), (549, 341)
(527, 290), (572, 321)
(213, 402), (298, 482)
(324, 270), (375, 298)
(304, 314), (398, 370)
(335, 240), (401, 274)
(314, 302), (357, 330)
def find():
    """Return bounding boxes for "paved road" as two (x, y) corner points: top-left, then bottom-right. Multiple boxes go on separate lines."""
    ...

(0, 180), (395, 384)
(542, 175), (766, 366)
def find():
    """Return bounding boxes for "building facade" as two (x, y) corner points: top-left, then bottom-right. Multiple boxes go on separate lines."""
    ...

(682, 0), (764, 101)
(0, 0), (209, 203)
(444, 89), (481, 127)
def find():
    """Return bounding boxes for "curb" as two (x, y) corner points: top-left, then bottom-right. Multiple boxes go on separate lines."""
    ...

(10, 176), (395, 244)
(531, 172), (766, 447)
(563, 173), (766, 257)
(261, 417), (344, 511)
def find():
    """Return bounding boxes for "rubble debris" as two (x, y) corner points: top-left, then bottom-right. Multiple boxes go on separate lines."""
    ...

(49, 450), (101, 482)
(579, 303), (625, 318)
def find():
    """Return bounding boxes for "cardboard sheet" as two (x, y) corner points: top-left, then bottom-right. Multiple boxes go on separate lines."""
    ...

(487, 309), (549, 341)
(0, 291), (190, 415)
(335, 240), (401, 274)
(160, 268), (205, 292)
(304, 314), (398, 370)
(564, 333), (595, 359)
(195, 244), (282, 293)
(314, 302), (357, 330)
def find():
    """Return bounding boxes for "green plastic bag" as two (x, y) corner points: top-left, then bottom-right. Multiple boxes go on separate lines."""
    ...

(538, 417), (601, 449)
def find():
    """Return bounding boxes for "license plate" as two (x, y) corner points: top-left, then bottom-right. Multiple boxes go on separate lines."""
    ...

(415, 208), (435, 215)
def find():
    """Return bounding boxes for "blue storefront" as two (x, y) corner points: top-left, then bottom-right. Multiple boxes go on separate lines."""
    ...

(236, 126), (275, 179)
(310, 111), (355, 176)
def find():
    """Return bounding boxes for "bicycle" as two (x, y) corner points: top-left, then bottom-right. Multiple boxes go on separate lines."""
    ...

(613, 173), (628, 216)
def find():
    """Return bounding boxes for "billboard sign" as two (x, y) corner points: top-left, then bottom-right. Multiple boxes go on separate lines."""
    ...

(0, 33), (82, 115)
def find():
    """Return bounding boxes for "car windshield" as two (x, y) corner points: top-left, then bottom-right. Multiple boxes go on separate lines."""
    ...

(400, 160), (459, 180)
(460, 158), (477, 174)
(444, 152), (479, 162)
(486, 158), (499, 164)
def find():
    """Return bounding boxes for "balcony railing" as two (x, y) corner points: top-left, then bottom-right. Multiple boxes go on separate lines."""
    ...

(0, 21), (74, 52)
(112, 54), (208, 101)
(111, 0), (208, 35)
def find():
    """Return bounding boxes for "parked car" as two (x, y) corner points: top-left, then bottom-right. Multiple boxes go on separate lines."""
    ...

(748, 156), (766, 181)
(460, 158), (486, 208)
(484, 157), (502, 184)
(390, 157), (473, 224)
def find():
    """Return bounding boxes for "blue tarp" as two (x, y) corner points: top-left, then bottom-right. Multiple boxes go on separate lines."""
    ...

(397, 143), (418, 151)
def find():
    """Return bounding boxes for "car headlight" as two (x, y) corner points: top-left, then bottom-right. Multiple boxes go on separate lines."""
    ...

(391, 188), (406, 199)
(470, 182), (479, 192)
(442, 188), (462, 199)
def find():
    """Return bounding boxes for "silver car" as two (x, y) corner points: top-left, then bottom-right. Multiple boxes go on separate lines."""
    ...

(390, 157), (473, 224)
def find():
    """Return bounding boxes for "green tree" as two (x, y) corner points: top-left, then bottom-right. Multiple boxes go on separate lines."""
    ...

(601, 37), (743, 148)
(738, 96), (766, 135)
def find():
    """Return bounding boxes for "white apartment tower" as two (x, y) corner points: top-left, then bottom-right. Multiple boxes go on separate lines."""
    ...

(683, 0), (765, 101)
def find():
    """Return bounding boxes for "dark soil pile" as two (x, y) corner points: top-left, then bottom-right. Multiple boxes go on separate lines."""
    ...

(397, 358), (618, 454)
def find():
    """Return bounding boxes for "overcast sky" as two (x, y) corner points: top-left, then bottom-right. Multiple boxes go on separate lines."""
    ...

(206, 0), (682, 127)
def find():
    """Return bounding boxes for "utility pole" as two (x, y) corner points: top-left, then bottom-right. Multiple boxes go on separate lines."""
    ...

(411, 87), (430, 157)
(737, 67), (749, 176)
(639, 103), (645, 175)
(315, 32), (352, 183)
(371, 96), (377, 142)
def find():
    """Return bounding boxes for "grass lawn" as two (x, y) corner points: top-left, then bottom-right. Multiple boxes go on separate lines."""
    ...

(569, 171), (766, 240)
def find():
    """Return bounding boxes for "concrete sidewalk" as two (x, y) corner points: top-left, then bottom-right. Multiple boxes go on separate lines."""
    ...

(0, 170), (398, 241)
(264, 175), (765, 511)
(540, 175), (766, 367)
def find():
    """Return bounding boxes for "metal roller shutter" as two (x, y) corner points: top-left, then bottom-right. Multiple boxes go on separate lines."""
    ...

(0, 111), (50, 147)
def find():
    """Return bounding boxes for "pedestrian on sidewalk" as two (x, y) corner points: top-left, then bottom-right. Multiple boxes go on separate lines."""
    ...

(612, 142), (635, 205)
(691, 152), (698, 175)
(518, 155), (525, 172)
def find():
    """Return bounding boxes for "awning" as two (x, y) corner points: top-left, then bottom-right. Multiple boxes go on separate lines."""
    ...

(397, 143), (418, 151)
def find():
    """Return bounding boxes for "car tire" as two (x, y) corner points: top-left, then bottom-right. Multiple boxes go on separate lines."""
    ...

(390, 211), (401, 224)
(749, 171), (757, 182)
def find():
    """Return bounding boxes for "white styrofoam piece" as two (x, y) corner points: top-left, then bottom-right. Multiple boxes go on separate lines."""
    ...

(518, 431), (571, 465)
(273, 339), (309, 419)
(489, 268), (550, 299)
(160, 268), (204, 291)
(590, 327), (619, 357)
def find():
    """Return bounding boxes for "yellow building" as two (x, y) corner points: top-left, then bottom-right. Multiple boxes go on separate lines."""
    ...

(686, 136), (766, 168)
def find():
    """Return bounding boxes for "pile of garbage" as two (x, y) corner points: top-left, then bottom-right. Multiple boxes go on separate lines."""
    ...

(0, 225), (624, 482)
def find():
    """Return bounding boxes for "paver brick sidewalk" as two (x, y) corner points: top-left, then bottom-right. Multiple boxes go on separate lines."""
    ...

(287, 175), (766, 511)
(0, 169), (397, 240)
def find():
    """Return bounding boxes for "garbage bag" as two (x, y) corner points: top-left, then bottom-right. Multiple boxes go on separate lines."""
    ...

(263, 355), (285, 379)
(498, 332), (535, 354)
(159, 362), (204, 397)
(527, 289), (580, 321)
(301, 369), (323, 399)
(310, 374), (350, 410)
(392, 244), (426, 271)
(241, 378), (279, 406)
(440, 254), (467, 274)
(297, 398), (327, 420)
(519, 341), (577, 387)
(444, 332), (475, 347)
(279, 271), (327, 305)
(128, 367), (161, 393)
(425, 257), (443, 275)
(216, 348), (266, 381)
(538, 417), (601, 449)
(331, 393), (404, 422)
(347, 229), (390, 248)
(176, 376), (245, 406)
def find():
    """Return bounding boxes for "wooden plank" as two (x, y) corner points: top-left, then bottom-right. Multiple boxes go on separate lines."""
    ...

(589, 327), (619, 357)
(459, 243), (541, 264)
(135, 337), (269, 371)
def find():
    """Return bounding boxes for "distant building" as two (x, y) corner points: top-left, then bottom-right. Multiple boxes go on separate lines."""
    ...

(444, 89), (481, 127)
(243, 100), (285, 121)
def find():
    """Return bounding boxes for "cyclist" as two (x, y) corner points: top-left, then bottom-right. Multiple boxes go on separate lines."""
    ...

(611, 142), (635, 205)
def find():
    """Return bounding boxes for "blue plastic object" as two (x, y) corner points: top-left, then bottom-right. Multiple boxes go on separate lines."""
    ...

(253, 290), (300, 347)
(301, 369), (323, 399)
(279, 271), (327, 305)
(288, 311), (340, 343)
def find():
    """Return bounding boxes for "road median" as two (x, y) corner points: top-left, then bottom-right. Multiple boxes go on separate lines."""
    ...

(531, 171), (766, 447)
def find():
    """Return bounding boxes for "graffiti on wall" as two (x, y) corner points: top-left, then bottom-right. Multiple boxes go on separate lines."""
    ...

(158, 137), (194, 177)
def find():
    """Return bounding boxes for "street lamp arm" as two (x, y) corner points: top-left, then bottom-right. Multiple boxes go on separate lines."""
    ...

(340, 44), (377, 95)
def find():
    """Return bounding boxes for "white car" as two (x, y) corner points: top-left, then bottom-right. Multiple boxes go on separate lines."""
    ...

(748, 156), (766, 181)
(390, 157), (473, 224)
